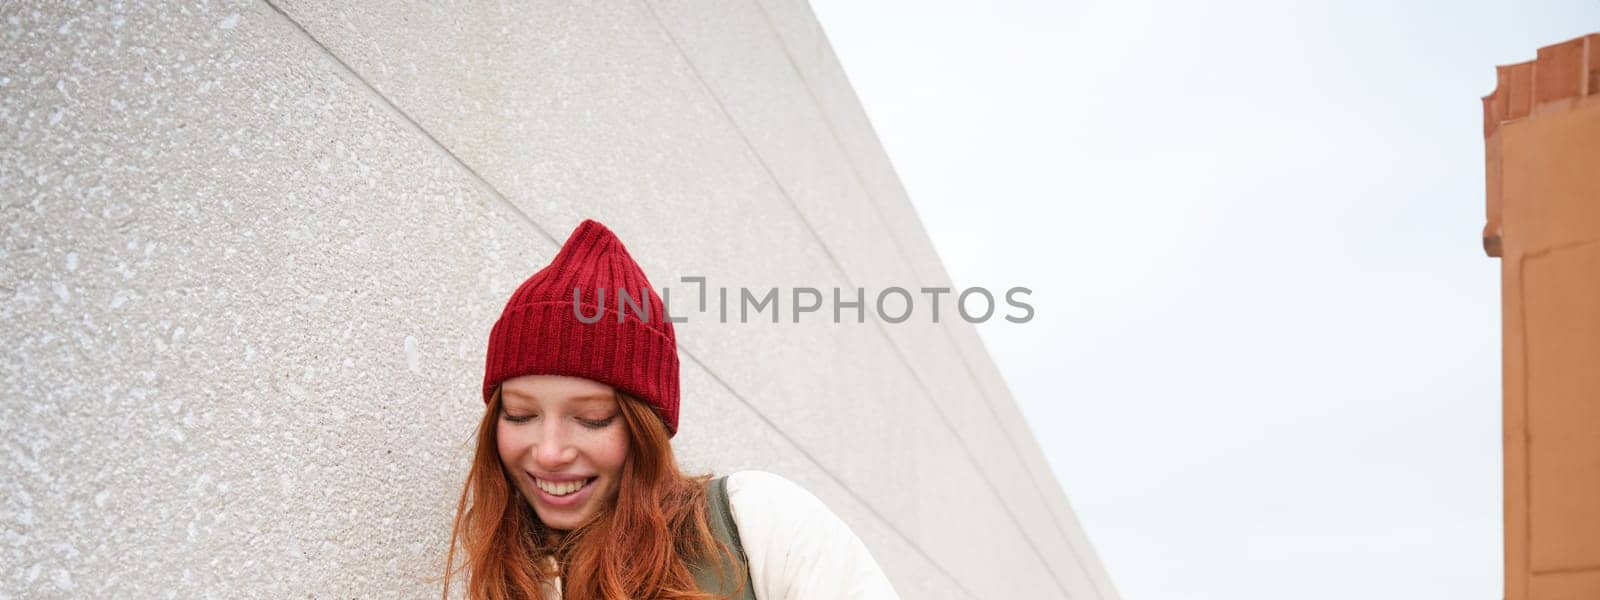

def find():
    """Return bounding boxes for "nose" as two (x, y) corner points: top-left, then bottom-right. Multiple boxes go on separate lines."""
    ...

(533, 418), (578, 469)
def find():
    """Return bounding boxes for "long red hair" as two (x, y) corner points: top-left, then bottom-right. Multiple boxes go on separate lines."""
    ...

(438, 386), (742, 599)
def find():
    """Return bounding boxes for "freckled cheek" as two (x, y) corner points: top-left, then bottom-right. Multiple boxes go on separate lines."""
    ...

(495, 424), (533, 464)
(594, 432), (630, 476)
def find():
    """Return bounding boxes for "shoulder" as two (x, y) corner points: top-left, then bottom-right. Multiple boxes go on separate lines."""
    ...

(718, 471), (902, 599)
(722, 470), (836, 546)
(725, 470), (815, 504)
(723, 470), (837, 525)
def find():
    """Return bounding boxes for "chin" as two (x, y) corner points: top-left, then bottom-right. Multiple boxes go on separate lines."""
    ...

(537, 496), (606, 532)
(538, 513), (583, 531)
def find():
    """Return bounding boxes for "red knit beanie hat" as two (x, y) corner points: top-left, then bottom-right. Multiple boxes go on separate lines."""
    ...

(482, 219), (681, 436)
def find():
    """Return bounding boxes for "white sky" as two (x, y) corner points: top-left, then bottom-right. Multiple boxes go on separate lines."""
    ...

(809, 1), (1600, 599)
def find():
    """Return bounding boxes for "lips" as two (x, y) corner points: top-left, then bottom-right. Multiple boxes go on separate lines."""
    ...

(524, 471), (600, 509)
(534, 476), (594, 497)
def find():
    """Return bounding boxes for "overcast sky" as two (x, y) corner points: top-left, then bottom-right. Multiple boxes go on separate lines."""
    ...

(809, 1), (1600, 598)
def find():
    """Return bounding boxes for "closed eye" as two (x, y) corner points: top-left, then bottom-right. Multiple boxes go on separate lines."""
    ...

(502, 412), (536, 423)
(578, 416), (616, 429)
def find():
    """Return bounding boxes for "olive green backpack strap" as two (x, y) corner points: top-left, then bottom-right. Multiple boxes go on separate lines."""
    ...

(691, 475), (756, 599)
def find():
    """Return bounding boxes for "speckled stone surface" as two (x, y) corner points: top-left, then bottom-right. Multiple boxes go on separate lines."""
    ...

(1, 1), (1118, 598)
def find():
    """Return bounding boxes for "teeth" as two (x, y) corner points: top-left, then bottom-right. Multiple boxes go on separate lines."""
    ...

(535, 477), (588, 497)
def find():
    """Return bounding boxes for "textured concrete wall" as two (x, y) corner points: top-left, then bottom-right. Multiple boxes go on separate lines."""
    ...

(1, 1), (1118, 598)
(1481, 33), (1600, 600)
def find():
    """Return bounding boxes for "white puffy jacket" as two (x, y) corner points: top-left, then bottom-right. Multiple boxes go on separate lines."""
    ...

(724, 470), (901, 600)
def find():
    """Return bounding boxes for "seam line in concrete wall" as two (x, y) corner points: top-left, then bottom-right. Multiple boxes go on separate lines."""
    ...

(256, 1), (558, 249)
(750, 3), (1111, 596)
(256, 1), (977, 596)
(640, 0), (1076, 596)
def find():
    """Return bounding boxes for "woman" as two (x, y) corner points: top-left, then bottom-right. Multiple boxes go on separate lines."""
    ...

(442, 219), (900, 600)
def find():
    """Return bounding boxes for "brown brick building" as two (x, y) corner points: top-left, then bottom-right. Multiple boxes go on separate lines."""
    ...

(1480, 32), (1600, 600)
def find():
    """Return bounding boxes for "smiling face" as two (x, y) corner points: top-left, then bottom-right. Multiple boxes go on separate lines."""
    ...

(495, 374), (631, 532)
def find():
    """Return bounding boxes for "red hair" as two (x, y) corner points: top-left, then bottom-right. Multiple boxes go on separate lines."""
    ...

(437, 386), (742, 599)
